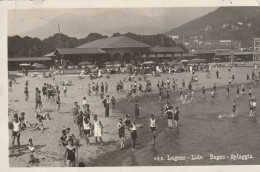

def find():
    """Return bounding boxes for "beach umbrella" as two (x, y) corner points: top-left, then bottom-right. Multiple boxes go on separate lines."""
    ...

(143, 61), (155, 65)
(78, 61), (91, 65)
(19, 63), (31, 66)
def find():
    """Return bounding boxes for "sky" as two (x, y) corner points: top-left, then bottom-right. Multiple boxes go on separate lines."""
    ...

(8, 8), (217, 38)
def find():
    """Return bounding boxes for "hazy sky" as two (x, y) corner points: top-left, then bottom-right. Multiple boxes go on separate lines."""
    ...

(8, 8), (217, 38)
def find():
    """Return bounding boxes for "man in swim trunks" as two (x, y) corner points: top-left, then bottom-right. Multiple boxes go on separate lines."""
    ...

(149, 114), (157, 145)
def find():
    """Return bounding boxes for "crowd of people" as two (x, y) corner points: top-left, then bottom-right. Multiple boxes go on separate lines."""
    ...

(8, 64), (260, 167)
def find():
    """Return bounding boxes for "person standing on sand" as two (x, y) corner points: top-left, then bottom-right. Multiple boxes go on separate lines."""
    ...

(117, 118), (125, 149)
(56, 90), (61, 112)
(103, 95), (110, 117)
(202, 86), (205, 97)
(111, 96), (116, 112)
(182, 79), (185, 89)
(129, 119), (137, 151)
(64, 140), (78, 167)
(63, 85), (67, 97)
(149, 114), (157, 145)
(93, 115), (103, 145)
(11, 114), (21, 152)
(83, 117), (91, 145)
(72, 102), (80, 125)
(135, 102), (140, 119)
(105, 82), (108, 93)
(76, 111), (84, 136)
(24, 83), (29, 101)
(9, 79), (12, 92)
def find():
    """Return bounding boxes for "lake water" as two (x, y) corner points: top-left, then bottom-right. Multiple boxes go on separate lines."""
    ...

(89, 84), (260, 166)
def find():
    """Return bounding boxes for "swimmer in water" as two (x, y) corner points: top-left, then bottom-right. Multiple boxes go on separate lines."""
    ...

(226, 85), (230, 96)
(236, 86), (240, 98)
(190, 89), (195, 102)
(182, 93), (189, 104)
(210, 89), (215, 99)
(241, 84), (246, 95)
(202, 86), (206, 97)
(179, 88), (183, 101)
(232, 100), (237, 118)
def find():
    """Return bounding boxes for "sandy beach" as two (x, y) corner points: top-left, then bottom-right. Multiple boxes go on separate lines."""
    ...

(8, 66), (257, 167)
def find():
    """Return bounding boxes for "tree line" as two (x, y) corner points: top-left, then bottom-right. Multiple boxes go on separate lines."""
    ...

(8, 32), (187, 58)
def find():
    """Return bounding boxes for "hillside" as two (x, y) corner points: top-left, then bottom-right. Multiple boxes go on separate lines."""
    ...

(164, 7), (260, 43)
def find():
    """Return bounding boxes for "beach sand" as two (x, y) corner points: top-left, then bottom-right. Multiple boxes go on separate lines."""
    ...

(8, 66), (255, 167)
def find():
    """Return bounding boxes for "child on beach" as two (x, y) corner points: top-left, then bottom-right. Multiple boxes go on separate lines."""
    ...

(59, 130), (68, 148)
(117, 118), (125, 149)
(28, 138), (38, 164)
(64, 140), (78, 167)
(33, 117), (44, 133)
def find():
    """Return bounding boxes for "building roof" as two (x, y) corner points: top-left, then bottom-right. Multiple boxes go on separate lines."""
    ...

(8, 57), (52, 62)
(150, 47), (184, 53)
(77, 36), (151, 49)
(55, 48), (107, 55)
(187, 44), (231, 50)
(44, 52), (56, 57)
(215, 52), (253, 56)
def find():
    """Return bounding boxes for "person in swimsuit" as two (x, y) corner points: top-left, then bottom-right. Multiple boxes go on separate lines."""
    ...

(210, 89), (215, 99)
(64, 140), (78, 167)
(236, 86), (240, 98)
(59, 130), (68, 148)
(202, 86), (205, 97)
(190, 90), (195, 102)
(149, 114), (157, 145)
(129, 120), (137, 151)
(174, 107), (179, 128)
(56, 90), (61, 112)
(248, 87), (252, 98)
(83, 117), (91, 145)
(165, 106), (174, 129)
(135, 102), (140, 119)
(232, 100), (237, 117)
(226, 85), (230, 96)
(24, 83), (29, 101)
(241, 84), (246, 94)
(93, 115), (103, 145)
(179, 88), (183, 101)
(117, 118), (125, 149)
(63, 85), (67, 97)
(111, 96), (116, 112)
(11, 114), (21, 152)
